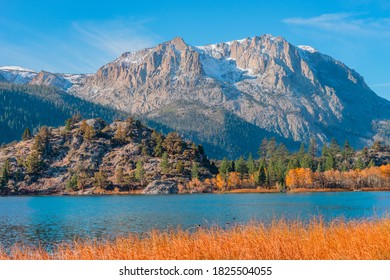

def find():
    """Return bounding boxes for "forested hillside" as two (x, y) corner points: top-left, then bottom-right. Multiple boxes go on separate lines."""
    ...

(0, 83), (127, 144)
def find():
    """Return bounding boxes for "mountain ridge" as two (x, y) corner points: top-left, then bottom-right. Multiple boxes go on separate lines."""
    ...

(1, 34), (389, 158)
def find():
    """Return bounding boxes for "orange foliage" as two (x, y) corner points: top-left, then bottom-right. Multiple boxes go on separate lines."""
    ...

(227, 172), (241, 189)
(215, 174), (226, 191)
(285, 168), (313, 189)
(380, 164), (390, 177)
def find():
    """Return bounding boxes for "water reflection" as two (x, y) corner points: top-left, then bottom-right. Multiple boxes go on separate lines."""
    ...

(0, 192), (389, 251)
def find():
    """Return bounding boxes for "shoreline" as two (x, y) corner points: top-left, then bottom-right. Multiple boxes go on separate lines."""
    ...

(2, 187), (390, 196)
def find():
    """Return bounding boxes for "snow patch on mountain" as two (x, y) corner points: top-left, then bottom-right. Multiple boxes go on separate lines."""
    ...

(298, 45), (317, 53)
(0, 66), (38, 84)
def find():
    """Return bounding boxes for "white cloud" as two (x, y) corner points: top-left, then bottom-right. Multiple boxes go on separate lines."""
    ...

(283, 13), (390, 37)
(71, 18), (157, 58)
(0, 18), (158, 73)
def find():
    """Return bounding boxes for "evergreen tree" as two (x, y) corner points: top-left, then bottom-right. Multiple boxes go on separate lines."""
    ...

(25, 150), (43, 174)
(316, 162), (323, 173)
(308, 137), (318, 158)
(114, 124), (126, 143)
(66, 174), (78, 191)
(176, 160), (184, 173)
(0, 159), (10, 189)
(191, 162), (199, 180)
(65, 118), (72, 131)
(219, 158), (231, 180)
(22, 128), (32, 141)
(257, 165), (267, 186)
(94, 168), (108, 189)
(324, 155), (335, 171)
(355, 156), (365, 170)
(83, 124), (96, 141)
(160, 152), (169, 173)
(235, 156), (248, 178)
(329, 138), (341, 156)
(135, 161), (145, 183)
(115, 167), (124, 185)
(246, 153), (255, 175)
(368, 159), (375, 167)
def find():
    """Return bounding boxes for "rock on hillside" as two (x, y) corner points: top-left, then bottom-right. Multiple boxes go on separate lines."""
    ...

(0, 117), (214, 195)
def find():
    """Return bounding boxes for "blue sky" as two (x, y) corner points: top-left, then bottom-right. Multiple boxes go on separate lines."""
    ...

(1, 0), (389, 100)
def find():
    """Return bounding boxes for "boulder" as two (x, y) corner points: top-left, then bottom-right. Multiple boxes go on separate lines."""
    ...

(143, 180), (178, 194)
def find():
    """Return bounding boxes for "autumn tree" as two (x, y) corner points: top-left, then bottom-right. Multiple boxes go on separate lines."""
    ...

(285, 168), (313, 189)
(228, 171), (241, 189)
(215, 174), (226, 191)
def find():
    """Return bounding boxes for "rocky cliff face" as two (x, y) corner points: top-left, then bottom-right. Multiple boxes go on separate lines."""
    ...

(68, 35), (389, 157)
(0, 118), (213, 195)
(2, 35), (389, 158)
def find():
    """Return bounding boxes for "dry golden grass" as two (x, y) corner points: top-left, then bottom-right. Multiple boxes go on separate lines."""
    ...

(1, 219), (390, 260)
(288, 188), (350, 193)
(226, 188), (279, 193)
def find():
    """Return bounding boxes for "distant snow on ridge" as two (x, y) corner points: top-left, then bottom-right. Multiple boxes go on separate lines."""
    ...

(0, 66), (37, 72)
(297, 45), (317, 53)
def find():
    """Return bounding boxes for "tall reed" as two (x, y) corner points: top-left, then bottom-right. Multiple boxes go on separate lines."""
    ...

(1, 219), (390, 260)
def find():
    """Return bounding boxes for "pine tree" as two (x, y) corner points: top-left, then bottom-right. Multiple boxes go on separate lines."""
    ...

(83, 125), (96, 141)
(160, 152), (169, 173)
(235, 156), (248, 178)
(94, 168), (108, 189)
(219, 158), (231, 180)
(0, 159), (10, 189)
(22, 128), (32, 141)
(257, 166), (267, 186)
(66, 174), (78, 191)
(115, 167), (124, 185)
(114, 124), (126, 143)
(25, 150), (43, 174)
(176, 160), (184, 173)
(329, 138), (341, 156)
(246, 153), (255, 175)
(65, 118), (72, 131)
(191, 162), (199, 180)
(135, 161), (145, 183)
(324, 155), (335, 171)
(355, 156), (365, 170)
(316, 162), (323, 173)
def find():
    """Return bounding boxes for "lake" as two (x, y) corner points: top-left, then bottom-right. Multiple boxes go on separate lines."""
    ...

(1, 191), (390, 251)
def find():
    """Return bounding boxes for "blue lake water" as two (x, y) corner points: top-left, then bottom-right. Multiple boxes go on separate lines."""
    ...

(1, 192), (390, 250)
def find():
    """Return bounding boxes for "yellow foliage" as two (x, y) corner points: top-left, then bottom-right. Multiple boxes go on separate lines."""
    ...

(216, 174), (226, 191)
(227, 172), (241, 189)
(285, 168), (313, 189)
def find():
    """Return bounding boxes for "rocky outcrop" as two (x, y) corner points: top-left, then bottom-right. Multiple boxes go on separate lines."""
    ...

(143, 180), (178, 194)
(0, 118), (214, 195)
